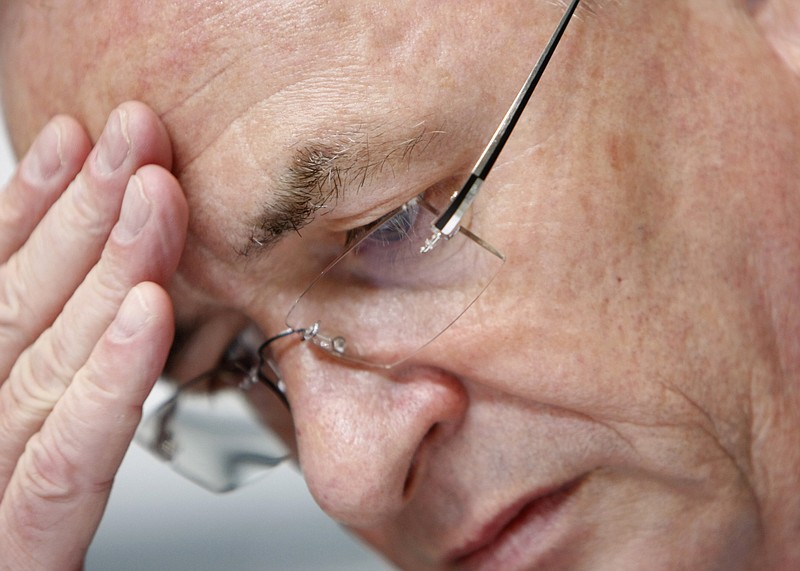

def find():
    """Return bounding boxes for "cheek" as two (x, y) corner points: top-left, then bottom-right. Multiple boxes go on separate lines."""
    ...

(445, 175), (760, 508)
(450, 163), (713, 431)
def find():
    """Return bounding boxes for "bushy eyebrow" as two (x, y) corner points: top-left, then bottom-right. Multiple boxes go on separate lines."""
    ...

(238, 123), (444, 256)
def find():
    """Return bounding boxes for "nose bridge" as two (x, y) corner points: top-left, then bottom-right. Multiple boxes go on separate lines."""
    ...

(286, 355), (467, 527)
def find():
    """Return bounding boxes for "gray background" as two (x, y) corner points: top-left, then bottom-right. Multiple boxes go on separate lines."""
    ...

(0, 107), (392, 571)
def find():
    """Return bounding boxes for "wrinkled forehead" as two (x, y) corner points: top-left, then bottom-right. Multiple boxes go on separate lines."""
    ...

(5, 0), (555, 294)
(1, 0), (521, 161)
(1, 2), (356, 143)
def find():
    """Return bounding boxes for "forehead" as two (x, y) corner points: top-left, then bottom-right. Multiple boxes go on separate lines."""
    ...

(3, 0), (579, 305)
(145, 6), (534, 243)
(4, 0), (516, 143)
(152, 1), (520, 168)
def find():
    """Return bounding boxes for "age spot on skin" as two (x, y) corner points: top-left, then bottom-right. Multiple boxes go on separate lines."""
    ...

(607, 132), (636, 174)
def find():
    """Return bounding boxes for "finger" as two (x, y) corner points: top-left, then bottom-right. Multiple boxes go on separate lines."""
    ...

(0, 164), (187, 486)
(0, 283), (173, 571)
(0, 116), (91, 262)
(0, 101), (173, 377)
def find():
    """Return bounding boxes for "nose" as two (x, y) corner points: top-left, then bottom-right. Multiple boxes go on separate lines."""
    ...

(284, 350), (467, 527)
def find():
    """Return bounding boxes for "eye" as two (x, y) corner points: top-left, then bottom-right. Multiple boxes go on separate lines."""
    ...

(346, 199), (421, 250)
(327, 180), (464, 286)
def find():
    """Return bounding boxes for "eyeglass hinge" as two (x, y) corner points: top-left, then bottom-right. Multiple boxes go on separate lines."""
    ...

(422, 175), (484, 254)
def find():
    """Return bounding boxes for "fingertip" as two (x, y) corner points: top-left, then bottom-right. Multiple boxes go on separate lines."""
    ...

(109, 282), (174, 344)
(109, 285), (153, 341)
(49, 115), (93, 160)
(135, 163), (187, 213)
(113, 101), (173, 171)
(133, 163), (189, 251)
(132, 281), (176, 353)
(18, 115), (91, 187)
(99, 282), (174, 402)
(18, 121), (63, 185)
(134, 280), (175, 328)
(0, 114), (93, 261)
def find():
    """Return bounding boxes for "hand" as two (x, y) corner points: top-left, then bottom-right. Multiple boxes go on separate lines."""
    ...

(0, 102), (187, 570)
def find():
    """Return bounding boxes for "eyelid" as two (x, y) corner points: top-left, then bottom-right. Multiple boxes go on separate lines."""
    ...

(343, 203), (409, 249)
(340, 175), (465, 249)
(344, 218), (382, 250)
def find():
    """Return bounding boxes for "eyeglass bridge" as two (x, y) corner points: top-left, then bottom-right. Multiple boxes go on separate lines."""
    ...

(303, 322), (347, 355)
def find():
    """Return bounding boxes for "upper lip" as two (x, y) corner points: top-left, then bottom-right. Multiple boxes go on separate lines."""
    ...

(444, 478), (582, 565)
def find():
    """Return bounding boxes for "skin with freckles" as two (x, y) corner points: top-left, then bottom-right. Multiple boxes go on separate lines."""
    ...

(2, 0), (800, 569)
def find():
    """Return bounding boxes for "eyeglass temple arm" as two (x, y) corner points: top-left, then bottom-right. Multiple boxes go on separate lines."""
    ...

(428, 0), (582, 244)
(255, 327), (303, 409)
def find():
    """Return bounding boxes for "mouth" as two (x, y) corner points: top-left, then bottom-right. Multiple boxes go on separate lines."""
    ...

(446, 476), (585, 571)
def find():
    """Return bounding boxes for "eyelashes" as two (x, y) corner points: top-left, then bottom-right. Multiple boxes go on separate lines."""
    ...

(344, 198), (420, 250)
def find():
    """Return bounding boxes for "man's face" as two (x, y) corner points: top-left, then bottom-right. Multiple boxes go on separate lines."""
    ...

(3, 1), (795, 568)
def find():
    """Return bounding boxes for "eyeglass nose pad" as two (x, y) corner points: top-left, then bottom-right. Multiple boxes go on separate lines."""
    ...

(303, 321), (347, 355)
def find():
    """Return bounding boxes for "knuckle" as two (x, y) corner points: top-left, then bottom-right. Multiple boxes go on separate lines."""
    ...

(39, 328), (81, 383)
(61, 175), (109, 238)
(5, 354), (65, 420)
(79, 368), (120, 412)
(20, 434), (75, 504)
(0, 266), (34, 347)
(90, 263), (129, 305)
(22, 416), (114, 500)
(0, 194), (26, 232)
(78, 363), (141, 426)
(0, 512), (45, 571)
(0, 438), (87, 566)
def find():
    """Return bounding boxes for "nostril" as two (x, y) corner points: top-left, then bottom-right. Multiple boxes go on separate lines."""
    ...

(403, 455), (419, 500)
(403, 423), (440, 501)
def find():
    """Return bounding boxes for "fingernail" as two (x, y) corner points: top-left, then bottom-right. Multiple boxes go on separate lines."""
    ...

(95, 109), (130, 174)
(116, 175), (151, 241)
(111, 287), (152, 340)
(21, 121), (63, 184)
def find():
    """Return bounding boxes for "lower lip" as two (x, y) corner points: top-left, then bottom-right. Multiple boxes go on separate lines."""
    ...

(453, 479), (583, 571)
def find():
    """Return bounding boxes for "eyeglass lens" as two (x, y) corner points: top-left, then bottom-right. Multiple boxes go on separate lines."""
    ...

(285, 197), (505, 367)
(136, 368), (293, 493)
